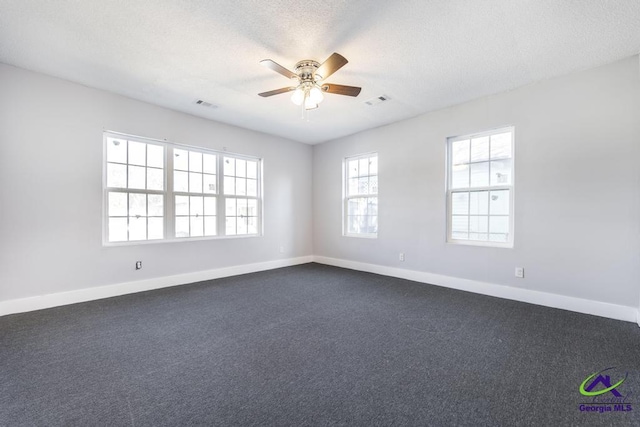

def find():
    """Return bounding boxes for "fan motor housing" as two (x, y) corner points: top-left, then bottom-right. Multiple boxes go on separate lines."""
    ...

(294, 60), (322, 82)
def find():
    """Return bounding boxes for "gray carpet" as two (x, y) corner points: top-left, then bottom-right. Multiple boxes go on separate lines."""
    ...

(1, 263), (639, 426)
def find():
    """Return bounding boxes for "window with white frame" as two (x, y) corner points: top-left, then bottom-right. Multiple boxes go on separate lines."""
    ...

(447, 127), (513, 246)
(104, 133), (262, 244)
(344, 153), (378, 237)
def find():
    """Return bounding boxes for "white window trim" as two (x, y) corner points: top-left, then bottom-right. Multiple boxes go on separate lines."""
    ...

(343, 152), (379, 239)
(102, 131), (263, 246)
(446, 126), (515, 248)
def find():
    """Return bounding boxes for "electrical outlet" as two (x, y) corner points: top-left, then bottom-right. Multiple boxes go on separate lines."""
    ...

(515, 267), (524, 278)
(399, 252), (405, 262)
(136, 261), (142, 270)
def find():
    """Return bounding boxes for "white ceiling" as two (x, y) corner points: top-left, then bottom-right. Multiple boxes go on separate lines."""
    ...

(1, 1), (639, 144)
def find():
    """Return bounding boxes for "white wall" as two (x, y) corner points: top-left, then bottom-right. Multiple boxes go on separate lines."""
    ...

(313, 56), (640, 309)
(0, 63), (313, 302)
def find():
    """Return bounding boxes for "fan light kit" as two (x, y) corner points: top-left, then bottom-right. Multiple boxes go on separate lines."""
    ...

(258, 53), (361, 118)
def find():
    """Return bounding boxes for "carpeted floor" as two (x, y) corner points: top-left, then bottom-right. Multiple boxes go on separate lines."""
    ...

(1, 263), (639, 426)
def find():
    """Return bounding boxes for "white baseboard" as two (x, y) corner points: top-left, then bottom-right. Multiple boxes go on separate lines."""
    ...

(3, 254), (638, 325)
(313, 256), (639, 324)
(0, 256), (314, 317)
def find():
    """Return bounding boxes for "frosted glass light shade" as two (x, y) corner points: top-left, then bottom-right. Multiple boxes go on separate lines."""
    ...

(291, 87), (305, 105)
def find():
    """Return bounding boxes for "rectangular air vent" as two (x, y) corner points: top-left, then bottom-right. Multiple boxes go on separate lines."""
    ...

(195, 99), (217, 108)
(365, 95), (391, 106)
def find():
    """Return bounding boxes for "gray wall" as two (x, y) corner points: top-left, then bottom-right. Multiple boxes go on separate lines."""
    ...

(313, 56), (640, 308)
(0, 63), (313, 301)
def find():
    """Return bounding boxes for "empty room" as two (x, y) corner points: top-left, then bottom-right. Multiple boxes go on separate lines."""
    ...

(1, 1), (640, 425)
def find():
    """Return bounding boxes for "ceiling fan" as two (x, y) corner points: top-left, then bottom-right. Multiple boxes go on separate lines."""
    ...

(258, 52), (361, 111)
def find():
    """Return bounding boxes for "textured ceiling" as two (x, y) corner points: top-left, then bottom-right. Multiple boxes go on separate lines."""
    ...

(1, 1), (639, 144)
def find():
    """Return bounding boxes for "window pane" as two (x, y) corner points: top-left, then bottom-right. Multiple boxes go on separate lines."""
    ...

(451, 192), (469, 215)
(236, 178), (246, 196)
(247, 160), (258, 179)
(129, 216), (146, 240)
(368, 198), (378, 216)
(451, 215), (468, 233)
(128, 166), (146, 189)
(224, 157), (235, 175)
(148, 217), (163, 240)
(129, 193), (146, 216)
(203, 174), (216, 194)
(369, 156), (378, 175)
(348, 160), (358, 178)
(490, 132), (512, 159)
(190, 216), (203, 237)
(470, 191), (489, 215)
(470, 216), (489, 233)
(147, 144), (164, 168)
(204, 197), (216, 216)
(189, 172), (203, 193)
(174, 171), (188, 192)
(175, 195), (189, 216)
(247, 199), (258, 217)
(490, 159), (512, 186)
(225, 217), (237, 235)
(175, 217), (189, 238)
(147, 167), (163, 191)
(204, 216), (217, 236)
(358, 177), (369, 195)
(236, 159), (246, 177)
(348, 178), (358, 196)
(224, 176), (235, 195)
(451, 139), (470, 165)
(489, 233), (508, 243)
(490, 190), (510, 215)
(108, 218), (128, 242)
(226, 198), (236, 216)
(107, 163), (127, 188)
(190, 196), (203, 216)
(108, 192), (127, 217)
(247, 217), (257, 234)
(470, 136), (489, 162)
(237, 199), (248, 217)
(470, 162), (489, 187)
(489, 216), (509, 234)
(359, 158), (369, 176)
(469, 232), (489, 241)
(451, 165), (469, 189)
(128, 141), (146, 166)
(107, 138), (127, 163)
(246, 179), (257, 197)
(347, 216), (360, 234)
(203, 154), (216, 174)
(369, 177), (378, 194)
(367, 215), (378, 234)
(237, 217), (248, 234)
(148, 194), (163, 216)
(174, 149), (188, 170)
(189, 151), (202, 172)
(451, 231), (468, 240)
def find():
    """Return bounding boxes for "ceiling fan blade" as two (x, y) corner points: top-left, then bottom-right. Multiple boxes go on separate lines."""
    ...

(315, 53), (348, 80)
(321, 83), (361, 97)
(258, 87), (296, 97)
(259, 59), (297, 80)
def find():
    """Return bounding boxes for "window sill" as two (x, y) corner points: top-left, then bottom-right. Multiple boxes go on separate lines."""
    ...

(103, 233), (263, 247)
(447, 239), (513, 249)
(343, 233), (378, 239)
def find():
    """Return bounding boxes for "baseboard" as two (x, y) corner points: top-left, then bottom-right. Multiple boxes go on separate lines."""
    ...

(0, 256), (314, 317)
(313, 256), (639, 324)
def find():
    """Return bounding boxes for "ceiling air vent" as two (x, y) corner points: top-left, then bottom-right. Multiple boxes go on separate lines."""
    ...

(365, 95), (391, 106)
(195, 99), (217, 108)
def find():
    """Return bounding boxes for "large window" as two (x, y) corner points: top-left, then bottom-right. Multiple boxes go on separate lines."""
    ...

(447, 127), (514, 247)
(104, 133), (262, 244)
(344, 153), (378, 237)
